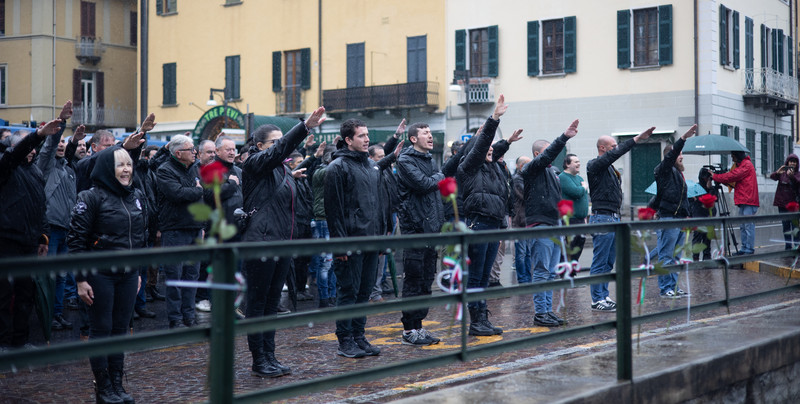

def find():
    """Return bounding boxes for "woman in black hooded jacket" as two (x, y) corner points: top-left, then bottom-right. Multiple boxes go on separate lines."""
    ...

(68, 145), (147, 404)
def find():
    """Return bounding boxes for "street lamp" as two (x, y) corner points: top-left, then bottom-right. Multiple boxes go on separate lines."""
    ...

(450, 69), (471, 137)
(207, 87), (229, 129)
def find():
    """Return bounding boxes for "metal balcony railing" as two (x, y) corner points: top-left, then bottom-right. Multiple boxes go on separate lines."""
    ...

(743, 68), (799, 105)
(322, 81), (439, 114)
(1, 214), (799, 402)
(75, 36), (104, 64)
(276, 85), (304, 115)
(72, 104), (136, 127)
(454, 78), (496, 105)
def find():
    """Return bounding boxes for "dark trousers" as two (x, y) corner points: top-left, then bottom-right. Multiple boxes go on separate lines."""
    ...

(334, 252), (378, 339)
(244, 257), (290, 354)
(779, 207), (798, 250)
(400, 247), (437, 330)
(161, 230), (201, 323)
(565, 216), (587, 262)
(86, 270), (138, 371)
(0, 240), (36, 348)
(466, 217), (501, 310)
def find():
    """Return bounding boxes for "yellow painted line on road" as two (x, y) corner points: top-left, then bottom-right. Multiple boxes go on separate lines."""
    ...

(392, 366), (502, 391)
(505, 326), (551, 334)
(307, 320), (443, 341)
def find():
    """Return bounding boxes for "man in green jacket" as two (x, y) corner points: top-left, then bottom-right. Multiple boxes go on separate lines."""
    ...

(558, 154), (588, 261)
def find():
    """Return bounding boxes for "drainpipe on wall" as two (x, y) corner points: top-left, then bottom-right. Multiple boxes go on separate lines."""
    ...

(52, 0), (56, 119)
(140, 0), (148, 123)
(694, 0), (699, 131)
(318, 0), (322, 112)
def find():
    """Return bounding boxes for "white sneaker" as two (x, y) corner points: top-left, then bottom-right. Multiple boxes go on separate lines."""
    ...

(195, 299), (212, 312)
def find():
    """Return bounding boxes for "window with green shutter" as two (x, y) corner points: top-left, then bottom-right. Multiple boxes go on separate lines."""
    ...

(162, 63), (176, 105)
(761, 24), (767, 69)
(301, 48), (311, 90)
(487, 25), (499, 77)
(527, 21), (539, 76)
(773, 134), (786, 171)
(272, 51), (282, 93)
(658, 5), (672, 65)
(564, 16), (576, 72)
(761, 131), (770, 174)
(719, 5), (728, 66)
(455, 29), (466, 72)
(789, 36), (794, 77)
(617, 10), (631, 68)
(745, 17), (754, 70)
(746, 128), (755, 157)
(733, 126), (740, 141)
(463, 26), (499, 78)
(721, 124), (729, 168)
(732, 11), (740, 69)
(778, 30), (785, 74)
(225, 55), (240, 99)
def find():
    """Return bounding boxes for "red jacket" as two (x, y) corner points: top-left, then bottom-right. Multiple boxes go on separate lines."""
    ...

(713, 156), (759, 207)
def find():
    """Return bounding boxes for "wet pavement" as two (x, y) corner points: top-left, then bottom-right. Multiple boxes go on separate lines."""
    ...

(2, 237), (799, 403)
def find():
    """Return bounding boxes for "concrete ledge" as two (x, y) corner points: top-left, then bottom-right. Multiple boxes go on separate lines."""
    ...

(392, 304), (800, 404)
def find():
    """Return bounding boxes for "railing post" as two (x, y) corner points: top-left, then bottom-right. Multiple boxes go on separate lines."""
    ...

(459, 236), (469, 362)
(615, 223), (633, 381)
(208, 247), (238, 404)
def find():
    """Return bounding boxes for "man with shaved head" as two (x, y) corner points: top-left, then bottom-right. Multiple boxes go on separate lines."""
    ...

(586, 127), (654, 312)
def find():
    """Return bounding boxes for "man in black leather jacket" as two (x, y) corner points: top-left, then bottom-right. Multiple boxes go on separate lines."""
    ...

(586, 126), (654, 312)
(324, 118), (383, 359)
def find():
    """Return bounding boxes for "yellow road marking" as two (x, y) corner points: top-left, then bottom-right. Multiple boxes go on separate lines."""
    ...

(392, 366), (502, 391)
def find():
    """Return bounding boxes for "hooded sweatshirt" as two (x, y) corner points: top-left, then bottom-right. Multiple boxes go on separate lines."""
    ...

(770, 153), (800, 208)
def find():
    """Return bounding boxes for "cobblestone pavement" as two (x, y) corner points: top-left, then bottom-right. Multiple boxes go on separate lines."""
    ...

(1, 248), (799, 403)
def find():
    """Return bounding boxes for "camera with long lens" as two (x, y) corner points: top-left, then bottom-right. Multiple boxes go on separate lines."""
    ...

(702, 164), (728, 174)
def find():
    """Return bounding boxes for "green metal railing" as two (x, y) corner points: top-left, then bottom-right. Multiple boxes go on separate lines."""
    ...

(1, 213), (799, 402)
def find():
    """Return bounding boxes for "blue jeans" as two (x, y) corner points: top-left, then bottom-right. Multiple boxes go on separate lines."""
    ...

(656, 216), (684, 294)
(531, 232), (560, 314)
(589, 214), (619, 303)
(311, 220), (336, 300)
(738, 205), (758, 254)
(466, 217), (501, 310)
(161, 230), (201, 323)
(48, 227), (73, 316)
(514, 238), (533, 284)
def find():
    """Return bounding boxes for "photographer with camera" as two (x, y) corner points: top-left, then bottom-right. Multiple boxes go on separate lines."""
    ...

(712, 151), (759, 255)
(769, 154), (800, 250)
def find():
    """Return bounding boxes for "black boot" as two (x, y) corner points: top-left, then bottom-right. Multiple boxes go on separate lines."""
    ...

(480, 308), (503, 335)
(468, 307), (494, 336)
(146, 286), (165, 301)
(93, 370), (124, 404)
(108, 367), (134, 404)
(265, 351), (291, 375)
(251, 350), (282, 378)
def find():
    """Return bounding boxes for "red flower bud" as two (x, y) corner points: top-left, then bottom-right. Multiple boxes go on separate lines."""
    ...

(787, 201), (800, 212)
(637, 207), (657, 221)
(438, 177), (457, 198)
(557, 200), (574, 217)
(698, 193), (717, 209)
(200, 160), (228, 184)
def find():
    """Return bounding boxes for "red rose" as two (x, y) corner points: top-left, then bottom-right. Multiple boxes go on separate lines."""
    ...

(787, 202), (800, 212)
(557, 200), (574, 217)
(438, 177), (457, 197)
(698, 194), (717, 209)
(637, 207), (657, 221)
(200, 160), (228, 184)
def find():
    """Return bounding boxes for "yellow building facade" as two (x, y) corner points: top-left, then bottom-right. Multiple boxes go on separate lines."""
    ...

(144, 0), (447, 151)
(0, 0), (138, 133)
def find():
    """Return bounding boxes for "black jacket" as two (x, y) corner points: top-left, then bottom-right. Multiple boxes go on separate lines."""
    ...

(654, 137), (689, 218)
(457, 117), (509, 223)
(396, 147), (444, 234)
(324, 148), (381, 238)
(521, 134), (569, 226)
(442, 132), (508, 220)
(586, 138), (637, 214)
(203, 156), (244, 231)
(68, 146), (148, 280)
(0, 130), (49, 249)
(156, 155), (204, 232)
(241, 122), (309, 242)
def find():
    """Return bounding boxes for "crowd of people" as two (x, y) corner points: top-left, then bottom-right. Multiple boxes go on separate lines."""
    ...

(0, 94), (790, 403)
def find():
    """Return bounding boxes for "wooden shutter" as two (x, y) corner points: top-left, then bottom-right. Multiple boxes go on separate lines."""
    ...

(658, 5), (672, 65)
(225, 56), (239, 99)
(733, 11), (740, 69)
(761, 24), (767, 69)
(746, 128), (756, 157)
(745, 17), (753, 70)
(301, 48), (311, 90)
(487, 25), (499, 77)
(772, 29), (778, 71)
(156, 0), (162, 15)
(778, 30), (784, 74)
(272, 51), (282, 92)
(617, 10), (631, 68)
(527, 21), (539, 76)
(73, 69), (82, 105)
(760, 131), (770, 174)
(564, 16), (576, 73)
(789, 36), (794, 77)
(96, 71), (104, 107)
(719, 4), (727, 66)
(455, 29), (466, 72)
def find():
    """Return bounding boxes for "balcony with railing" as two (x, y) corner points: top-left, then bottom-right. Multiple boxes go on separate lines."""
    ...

(452, 78), (496, 105)
(322, 81), (439, 115)
(276, 85), (304, 115)
(75, 36), (104, 65)
(72, 104), (136, 127)
(743, 68), (799, 114)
